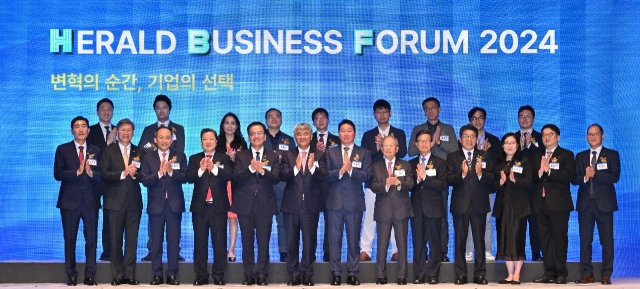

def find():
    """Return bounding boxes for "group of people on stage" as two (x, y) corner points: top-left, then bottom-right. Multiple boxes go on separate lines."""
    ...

(54, 95), (619, 286)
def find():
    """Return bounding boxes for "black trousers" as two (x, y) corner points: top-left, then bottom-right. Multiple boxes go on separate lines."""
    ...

(411, 213), (442, 278)
(60, 198), (98, 278)
(283, 200), (319, 279)
(578, 198), (614, 277)
(193, 204), (228, 280)
(537, 204), (570, 278)
(238, 200), (273, 278)
(453, 210), (486, 278)
(109, 206), (141, 280)
(377, 217), (409, 279)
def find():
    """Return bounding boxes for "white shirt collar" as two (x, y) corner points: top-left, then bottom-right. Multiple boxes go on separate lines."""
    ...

(158, 149), (171, 160)
(378, 125), (391, 136)
(157, 120), (171, 127)
(590, 146), (602, 157)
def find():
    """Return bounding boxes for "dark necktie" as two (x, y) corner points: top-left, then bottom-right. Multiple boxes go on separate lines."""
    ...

(206, 155), (213, 203)
(104, 126), (110, 141)
(319, 133), (325, 144)
(255, 151), (261, 177)
(590, 151), (597, 198)
(466, 151), (472, 171)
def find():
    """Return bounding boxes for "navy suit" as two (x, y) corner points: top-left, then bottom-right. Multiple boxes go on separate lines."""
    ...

(446, 149), (495, 279)
(187, 151), (233, 280)
(141, 150), (187, 278)
(101, 143), (145, 280)
(515, 129), (543, 259)
(54, 141), (102, 279)
(264, 131), (296, 254)
(310, 131), (340, 257)
(280, 147), (326, 279)
(572, 147), (620, 278)
(361, 126), (407, 170)
(137, 121), (185, 154)
(370, 158), (414, 279)
(319, 145), (372, 277)
(533, 146), (575, 279)
(410, 154), (447, 279)
(232, 148), (280, 279)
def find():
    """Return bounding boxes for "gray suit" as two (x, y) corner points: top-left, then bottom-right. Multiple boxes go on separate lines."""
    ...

(370, 159), (414, 279)
(408, 120), (458, 256)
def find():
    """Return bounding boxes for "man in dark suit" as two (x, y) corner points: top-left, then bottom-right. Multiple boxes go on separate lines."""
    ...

(446, 125), (495, 285)
(572, 124), (619, 285)
(370, 136), (413, 285)
(408, 97), (459, 262)
(86, 98), (117, 262)
(409, 130), (448, 285)
(280, 123), (326, 286)
(514, 105), (544, 261)
(532, 124), (575, 285)
(263, 108), (296, 262)
(141, 126), (188, 285)
(310, 107), (340, 262)
(100, 118), (145, 285)
(319, 119), (372, 286)
(231, 122), (281, 286)
(54, 116), (102, 286)
(464, 107), (501, 262)
(137, 94), (186, 262)
(360, 99), (406, 262)
(186, 128), (233, 286)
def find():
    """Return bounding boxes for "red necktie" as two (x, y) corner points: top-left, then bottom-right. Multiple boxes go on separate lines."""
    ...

(387, 161), (393, 177)
(542, 151), (552, 197)
(78, 146), (85, 165)
(206, 155), (213, 202)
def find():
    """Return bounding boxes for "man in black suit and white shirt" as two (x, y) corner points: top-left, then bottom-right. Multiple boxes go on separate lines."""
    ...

(446, 125), (495, 285)
(514, 105), (544, 261)
(100, 118), (144, 285)
(280, 123), (326, 286)
(232, 122), (281, 286)
(86, 98), (117, 262)
(532, 124), (575, 285)
(310, 107), (340, 262)
(410, 130), (448, 285)
(186, 128), (233, 286)
(572, 124), (619, 285)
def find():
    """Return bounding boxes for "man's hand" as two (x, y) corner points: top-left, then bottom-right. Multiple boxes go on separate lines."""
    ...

(461, 159), (469, 177)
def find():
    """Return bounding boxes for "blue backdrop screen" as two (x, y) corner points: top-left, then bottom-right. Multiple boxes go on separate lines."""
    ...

(1, 0), (638, 278)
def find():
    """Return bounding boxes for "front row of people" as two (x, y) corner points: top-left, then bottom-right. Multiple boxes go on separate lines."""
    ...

(54, 116), (619, 286)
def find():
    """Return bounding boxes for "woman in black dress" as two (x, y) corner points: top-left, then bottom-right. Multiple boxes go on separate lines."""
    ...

(493, 133), (533, 284)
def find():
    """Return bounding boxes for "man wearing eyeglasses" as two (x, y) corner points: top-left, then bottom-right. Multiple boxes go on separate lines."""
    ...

(532, 124), (575, 285)
(264, 108), (296, 262)
(463, 107), (500, 263)
(514, 105), (544, 262)
(232, 122), (281, 286)
(571, 124), (619, 285)
(409, 97), (458, 263)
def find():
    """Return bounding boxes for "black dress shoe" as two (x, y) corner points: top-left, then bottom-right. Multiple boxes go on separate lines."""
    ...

(533, 275), (555, 283)
(150, 276), (163, 285)
(397, 278), (407, 285)
(498, 279), (512, 284)
(441, 255), (450, 262)
(242, 277), (256, 285)
(256, 276), (268, 286)
(125, 278), (140, 285)
(347, 275), (360, 286)
(213, 278), (226, 285)
(413, 277), (425, 284)
(167, 276), (180, 285)
(474, 276), (488, 285)
(193, 278), (209, 285)
(84, 277), (97, 286)
(555, 276), (566, 284)
(111, 279), (121, 286)
(178, 255), (186, 262)
(454, 276), (467, 285)
(99, 253), (111, 261)
(287, 277), (301, 286)
(141, 253), (152, 261)
(428, 276), (439, 285)
(323, 253), (330, 262)
(302, 277), (314, 286)
(512, 280), (521, 285)
(330, 276), (341, 286)
(280, 252), (288, 262)
(376, 277), (387, 285)
(67, 276), (77, 286)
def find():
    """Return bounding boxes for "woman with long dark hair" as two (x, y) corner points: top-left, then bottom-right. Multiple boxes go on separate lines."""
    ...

(493, 133), (533, 284)
(216, 112), (248, 262)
